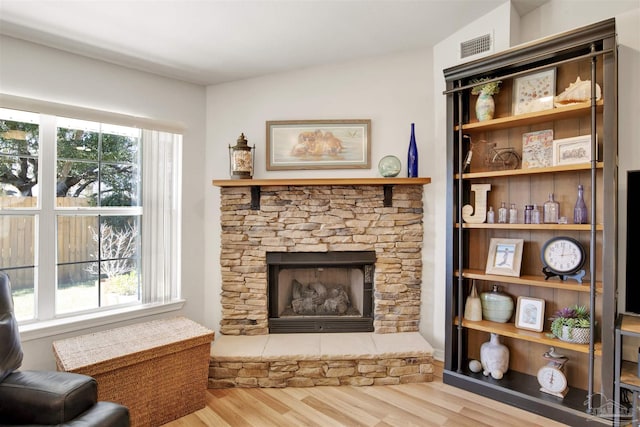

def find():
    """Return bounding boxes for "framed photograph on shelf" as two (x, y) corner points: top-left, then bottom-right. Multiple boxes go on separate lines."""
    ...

(266, 119), (371, 170)
(513, 69), (556, 115)
(552, 135), (594, 166)
(485, 238), (524, 277)
(522, 129), (553, 169)
(515, 296), (545, 332)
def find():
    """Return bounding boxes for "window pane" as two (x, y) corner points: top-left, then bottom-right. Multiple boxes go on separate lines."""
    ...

(98, 216), (140, 270)
(101, 164), (140, 207)
(0, 214), (37, 321)
(57, 125), (99, 161)
(56, 215), (140, 314)
(56, 121), (141, 208)
(56, 160), (98, 206)
(57, 215), (99, 264)
(0, 157), (38, 207)
(57, 264), (99, 314)
(97, 216), (140, 306)
(101, 258), (140, 306)
(5, 268), (36, 322)
(101, 132), (140, 163)
(0, 113), (39, 206)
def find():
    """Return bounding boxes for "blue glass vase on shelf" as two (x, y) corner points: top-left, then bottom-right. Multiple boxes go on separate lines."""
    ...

(407, 123), (418, 177)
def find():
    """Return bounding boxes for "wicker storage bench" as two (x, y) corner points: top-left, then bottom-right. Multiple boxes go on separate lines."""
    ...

(53, 317), (214, 427)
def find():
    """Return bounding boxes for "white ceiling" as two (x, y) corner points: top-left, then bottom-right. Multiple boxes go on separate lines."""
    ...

(0, 0), (547, 86)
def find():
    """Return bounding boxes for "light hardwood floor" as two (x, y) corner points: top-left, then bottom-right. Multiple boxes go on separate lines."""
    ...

(162, 363), (569, 427)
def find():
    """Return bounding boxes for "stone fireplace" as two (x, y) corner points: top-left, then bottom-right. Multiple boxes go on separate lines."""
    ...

(210, 179), (434, 389)
(218, 181), (425, 336)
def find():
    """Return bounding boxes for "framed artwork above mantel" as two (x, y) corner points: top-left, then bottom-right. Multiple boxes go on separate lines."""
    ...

(266, 119), (371, 170)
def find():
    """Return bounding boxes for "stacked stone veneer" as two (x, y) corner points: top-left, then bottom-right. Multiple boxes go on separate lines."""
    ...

(219, 184), (424, 335)
(209, 354), (433, 388)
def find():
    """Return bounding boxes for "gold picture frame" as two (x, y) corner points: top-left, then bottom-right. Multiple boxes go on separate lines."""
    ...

(266, 119), (371, 170)
(515, 296), (545, 332)
(485, 238), (524, 277)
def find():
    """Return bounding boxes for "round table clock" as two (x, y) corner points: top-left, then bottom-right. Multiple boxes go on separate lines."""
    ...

(537, 347), (569, 398)
(540, 236), (586, 283)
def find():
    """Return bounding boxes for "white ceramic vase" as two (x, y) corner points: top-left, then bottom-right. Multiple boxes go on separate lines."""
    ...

(480, 333), (509, 379)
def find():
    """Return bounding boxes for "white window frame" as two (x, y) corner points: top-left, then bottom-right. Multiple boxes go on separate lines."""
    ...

(0, 97), (184, 341)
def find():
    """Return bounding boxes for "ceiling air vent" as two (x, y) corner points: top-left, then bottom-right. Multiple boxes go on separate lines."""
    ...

(460, 33), (493, 59)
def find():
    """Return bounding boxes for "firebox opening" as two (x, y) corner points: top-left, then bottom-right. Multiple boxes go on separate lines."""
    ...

(267, 251), (375, 333)
(277, 267), (364, 318)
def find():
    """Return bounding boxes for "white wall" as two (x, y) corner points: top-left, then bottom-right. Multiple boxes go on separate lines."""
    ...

(205, 49), (434, 337)
(0, 35), (207, 370)
(519, 0), (639, 44)
(428, 2), (516, 358)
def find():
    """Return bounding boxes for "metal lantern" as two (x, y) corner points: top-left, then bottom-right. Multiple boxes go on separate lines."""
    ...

(228, 133), (255, 179)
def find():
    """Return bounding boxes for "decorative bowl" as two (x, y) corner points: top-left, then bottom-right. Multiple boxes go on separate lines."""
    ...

(378, 155), (401, 177)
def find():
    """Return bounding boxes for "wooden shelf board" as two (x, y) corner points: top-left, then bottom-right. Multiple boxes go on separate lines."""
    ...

(621, 361), (640, 388)
(621, 315), (640, 335)
(456, 162), (604, 179)
(455, 101), (603, 132)
(458, 269), (602, 293)
(455, 317), (602, 356)
(212, 177), (432, 187)
(456, 222), (604, 231)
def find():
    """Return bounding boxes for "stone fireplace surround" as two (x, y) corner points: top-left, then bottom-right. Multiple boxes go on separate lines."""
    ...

(210, 179), (433, 388)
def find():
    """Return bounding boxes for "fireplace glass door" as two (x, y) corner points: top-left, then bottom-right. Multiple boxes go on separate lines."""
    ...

(267, 251), (375, 333)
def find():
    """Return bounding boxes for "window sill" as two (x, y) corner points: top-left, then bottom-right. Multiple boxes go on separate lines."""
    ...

(18, 300), (186, 342)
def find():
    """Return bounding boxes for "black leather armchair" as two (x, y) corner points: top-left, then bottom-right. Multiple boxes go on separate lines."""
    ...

(0, 272), (130, 426)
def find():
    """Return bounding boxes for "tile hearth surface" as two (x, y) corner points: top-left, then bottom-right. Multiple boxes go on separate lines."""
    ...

(210, 332), (433, 361)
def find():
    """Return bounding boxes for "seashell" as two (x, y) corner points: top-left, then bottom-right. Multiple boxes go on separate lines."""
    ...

(554, 77), (601, 107)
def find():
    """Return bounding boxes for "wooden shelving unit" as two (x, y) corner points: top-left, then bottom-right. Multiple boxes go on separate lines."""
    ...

(457, 269), (602, 293)
(456, 161), (603, 179)
(455, 100), (603, 132)
(457, 223), (604, 230)
(455, 317), (602, 356)
(443, 19), (617, 426)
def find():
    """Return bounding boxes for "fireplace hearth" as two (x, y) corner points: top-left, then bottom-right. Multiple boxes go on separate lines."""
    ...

(267, 251), (375, 333)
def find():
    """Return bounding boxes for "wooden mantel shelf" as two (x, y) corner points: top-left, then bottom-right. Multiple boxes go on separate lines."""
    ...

(212, 177), (431, 209)
(212, 177), (431, 187)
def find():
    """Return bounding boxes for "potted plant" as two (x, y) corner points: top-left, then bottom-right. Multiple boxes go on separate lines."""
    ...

(549, 305), (591, 344)
(470, 77), (502, 121)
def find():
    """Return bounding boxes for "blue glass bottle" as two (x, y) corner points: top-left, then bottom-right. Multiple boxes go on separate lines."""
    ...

(407, 123), (418, 177)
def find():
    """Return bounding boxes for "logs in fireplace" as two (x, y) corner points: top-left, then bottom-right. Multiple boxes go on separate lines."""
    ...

(267, 251), (375, 333)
